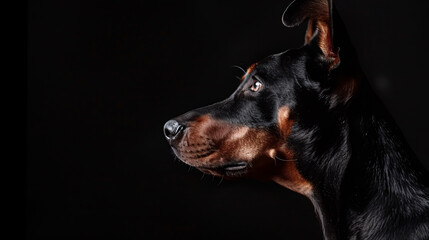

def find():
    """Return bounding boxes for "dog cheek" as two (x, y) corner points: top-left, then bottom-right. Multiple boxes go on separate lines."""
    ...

(226, 130), (278, 161)
(219, 127), (256, 161)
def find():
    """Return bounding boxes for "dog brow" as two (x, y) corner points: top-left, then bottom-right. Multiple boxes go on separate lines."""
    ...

(241, 63), (257, 81)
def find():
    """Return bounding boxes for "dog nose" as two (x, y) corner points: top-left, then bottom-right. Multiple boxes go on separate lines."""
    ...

(163, 120), (184, 140)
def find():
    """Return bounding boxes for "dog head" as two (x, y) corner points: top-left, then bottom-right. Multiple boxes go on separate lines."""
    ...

(164, 0), (349, 196)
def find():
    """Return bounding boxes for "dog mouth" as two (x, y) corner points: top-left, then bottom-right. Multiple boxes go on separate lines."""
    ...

(171, 145), (249, 176)
(198, 161), (249, 177)
(169, 132), (250, 176)
(220, 161), (248, 171)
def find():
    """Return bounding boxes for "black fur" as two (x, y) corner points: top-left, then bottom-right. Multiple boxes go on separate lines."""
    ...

(164, 1), (429, 239)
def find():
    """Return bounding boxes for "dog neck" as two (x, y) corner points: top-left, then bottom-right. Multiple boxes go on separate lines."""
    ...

(338, 85), (429, 239)
(276, 83), (429, 240)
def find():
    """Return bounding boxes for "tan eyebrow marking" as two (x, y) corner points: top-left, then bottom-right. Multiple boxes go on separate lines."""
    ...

(241, 63), (257, 81)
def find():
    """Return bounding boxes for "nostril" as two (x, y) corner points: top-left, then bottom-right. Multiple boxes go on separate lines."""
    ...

(163, 120), (184, 140)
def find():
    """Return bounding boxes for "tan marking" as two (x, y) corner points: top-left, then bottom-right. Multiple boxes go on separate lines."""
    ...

(316, 21), (331, 57)
(220, 127), (275, 162)
(175, 109), (313, 197)
(241, 63), (257, 81)
(273, 106), (313, 196)
(305, 19), (316, 44)
(297, 0), (339, 69)
(227, 127), (249, 141)
(277, 106), (293, 137)
(175, 115), (276, 167)
(268, 149), (276, 159)
(314, 19), (340, 70)
(272, 161), (313, 196)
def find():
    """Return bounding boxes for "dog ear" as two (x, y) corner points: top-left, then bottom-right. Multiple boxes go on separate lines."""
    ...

(282, 0), (339, 69)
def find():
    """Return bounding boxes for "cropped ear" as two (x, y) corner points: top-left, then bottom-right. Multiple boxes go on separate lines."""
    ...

(282, 0), (339, 69)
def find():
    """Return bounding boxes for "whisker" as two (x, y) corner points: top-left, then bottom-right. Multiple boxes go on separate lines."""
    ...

(217, 177), (224, 186)
(231, 65), (246, 73)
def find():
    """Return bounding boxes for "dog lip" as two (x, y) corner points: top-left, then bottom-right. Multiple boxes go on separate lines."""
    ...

(201, 161), (248, 172)
(223, 162), (248, 171)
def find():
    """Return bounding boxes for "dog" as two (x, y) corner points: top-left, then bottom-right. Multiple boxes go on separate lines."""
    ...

(163, 0), (429, 239)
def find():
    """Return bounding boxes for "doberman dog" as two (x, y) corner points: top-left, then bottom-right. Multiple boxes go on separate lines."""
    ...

(163, 0), (429, 239)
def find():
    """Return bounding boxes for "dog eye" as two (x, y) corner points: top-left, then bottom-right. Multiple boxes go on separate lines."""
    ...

(250, 80), (262, 92)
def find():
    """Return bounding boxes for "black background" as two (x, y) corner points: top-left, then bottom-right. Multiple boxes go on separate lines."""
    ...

(27, 0), (429, 239)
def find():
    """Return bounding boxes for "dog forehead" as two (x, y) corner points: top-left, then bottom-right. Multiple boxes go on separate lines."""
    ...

(255, 53), (282, 72)
(249, 51), (305, 87)
(257, 49), (306, 72)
